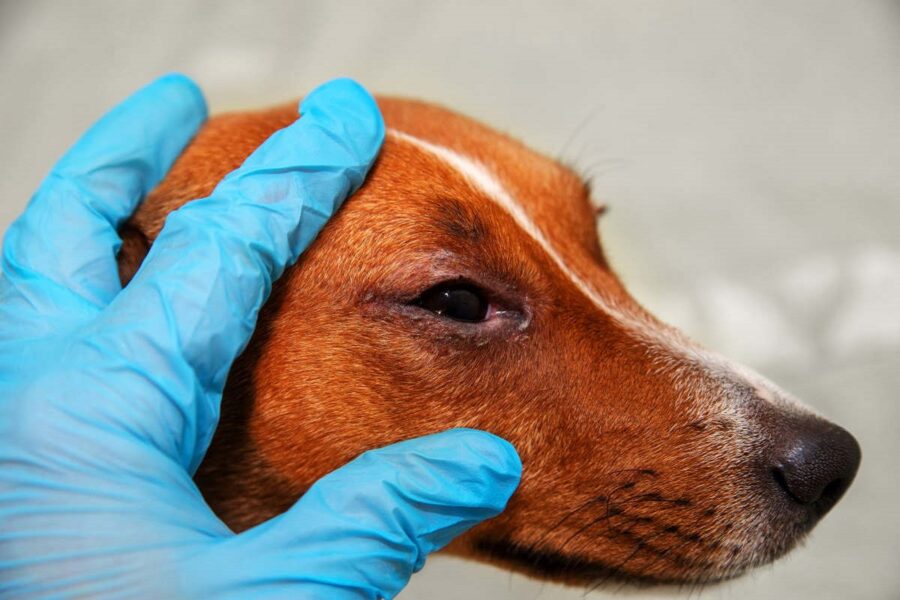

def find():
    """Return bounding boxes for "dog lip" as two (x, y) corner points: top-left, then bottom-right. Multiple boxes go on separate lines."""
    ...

(473, 537), (745, 587)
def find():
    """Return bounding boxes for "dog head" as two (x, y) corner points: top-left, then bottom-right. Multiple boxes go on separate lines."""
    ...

(118, 97), (860, 586)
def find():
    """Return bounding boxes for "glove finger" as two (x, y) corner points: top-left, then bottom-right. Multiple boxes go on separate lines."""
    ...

(98, 78), (383, 472)
(189, 429), (522, 600)
(0, 73), (206, 328)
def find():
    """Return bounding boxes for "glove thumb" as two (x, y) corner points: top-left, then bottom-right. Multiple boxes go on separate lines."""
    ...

(190, 429), (521, 600)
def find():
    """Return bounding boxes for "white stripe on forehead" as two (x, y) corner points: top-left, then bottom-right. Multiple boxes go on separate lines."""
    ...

(385, 128), (811, 416)
(387, 128), (646, 332)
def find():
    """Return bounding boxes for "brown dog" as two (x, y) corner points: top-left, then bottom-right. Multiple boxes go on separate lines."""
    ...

(115, 97), (860, 587)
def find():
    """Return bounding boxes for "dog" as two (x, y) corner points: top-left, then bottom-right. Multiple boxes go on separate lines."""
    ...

(115, 96), (861, 587)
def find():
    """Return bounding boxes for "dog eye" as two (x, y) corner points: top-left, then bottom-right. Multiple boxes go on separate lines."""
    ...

(416, 283), (490, 323)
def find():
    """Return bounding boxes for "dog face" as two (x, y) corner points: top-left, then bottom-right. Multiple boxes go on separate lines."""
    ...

(119, 97), (860, 586)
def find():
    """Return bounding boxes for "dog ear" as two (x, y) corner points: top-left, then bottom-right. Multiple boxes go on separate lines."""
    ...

(117, 222), (150, 285)
(115, 104), (300, 286)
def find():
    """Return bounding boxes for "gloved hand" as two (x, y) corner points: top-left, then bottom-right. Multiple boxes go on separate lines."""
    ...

(0, 74), (521, 599)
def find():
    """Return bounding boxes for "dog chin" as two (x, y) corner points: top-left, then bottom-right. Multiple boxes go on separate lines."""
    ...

(470, 531), (812, 589)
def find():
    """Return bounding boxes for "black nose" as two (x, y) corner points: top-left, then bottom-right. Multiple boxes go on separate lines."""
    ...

(769, 414), (861, 519)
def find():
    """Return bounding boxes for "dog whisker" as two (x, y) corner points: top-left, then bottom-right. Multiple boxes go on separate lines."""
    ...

(614, 507), (733, 553)
(608, 529), (673, 594)
(534, 470), (655, 549)
(617, 490), (694, 507)
(635, 536), (696, 579)
(558, 507), (645, 557)
(532, 495), (605, 550)
(556, 105), (604, 163)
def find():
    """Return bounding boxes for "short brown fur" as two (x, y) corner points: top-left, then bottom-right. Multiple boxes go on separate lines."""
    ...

(116, 97), (854, 586)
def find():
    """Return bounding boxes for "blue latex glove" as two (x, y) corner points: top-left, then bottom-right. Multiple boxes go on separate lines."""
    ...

(0, 74), (521, 599)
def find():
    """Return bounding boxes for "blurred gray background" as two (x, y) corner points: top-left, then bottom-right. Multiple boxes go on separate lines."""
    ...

(1, 1), (897, 598)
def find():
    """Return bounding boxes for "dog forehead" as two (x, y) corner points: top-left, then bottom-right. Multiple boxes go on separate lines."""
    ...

(375, 97), (599, 255)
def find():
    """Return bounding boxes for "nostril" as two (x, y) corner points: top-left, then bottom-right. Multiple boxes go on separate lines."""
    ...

(771, 465), (850, 509)
(769, 419), (861, 518)
(820, 477), (848, 507)
(771, 467), (794, 500)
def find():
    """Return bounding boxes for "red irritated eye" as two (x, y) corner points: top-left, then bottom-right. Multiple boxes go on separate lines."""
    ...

(415, 283), (491, 323)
